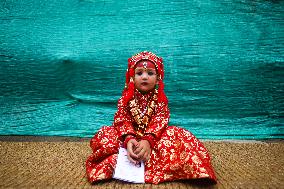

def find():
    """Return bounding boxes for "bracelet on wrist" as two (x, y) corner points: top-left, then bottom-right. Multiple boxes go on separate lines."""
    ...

(123, 135), (136, 148)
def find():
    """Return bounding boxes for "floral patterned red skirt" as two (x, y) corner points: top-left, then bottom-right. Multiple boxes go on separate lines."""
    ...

(86, 126), (217, 184)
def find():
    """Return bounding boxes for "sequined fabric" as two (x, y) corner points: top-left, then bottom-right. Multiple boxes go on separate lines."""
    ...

(86, 90), (217, 184)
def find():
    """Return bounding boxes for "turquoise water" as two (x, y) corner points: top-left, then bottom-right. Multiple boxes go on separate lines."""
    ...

(0, 0), (283, 139)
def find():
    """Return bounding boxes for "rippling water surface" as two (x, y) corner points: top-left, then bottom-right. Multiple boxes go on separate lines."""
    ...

(0, 0), (283, 139)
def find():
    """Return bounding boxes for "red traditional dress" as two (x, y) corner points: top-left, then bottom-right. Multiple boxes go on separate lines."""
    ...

(86, 51), (217, 184)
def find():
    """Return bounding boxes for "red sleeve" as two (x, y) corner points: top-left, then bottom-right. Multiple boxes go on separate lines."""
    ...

(145, 102), (170, 140)
(113, 97), (136, 140)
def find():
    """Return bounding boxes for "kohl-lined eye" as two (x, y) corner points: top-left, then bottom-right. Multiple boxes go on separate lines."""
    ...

(148, 71), (156, 76)
(136, 71), (143, 76)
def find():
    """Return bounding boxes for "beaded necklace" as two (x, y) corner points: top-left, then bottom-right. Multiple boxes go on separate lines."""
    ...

(129, 89), (158, 136)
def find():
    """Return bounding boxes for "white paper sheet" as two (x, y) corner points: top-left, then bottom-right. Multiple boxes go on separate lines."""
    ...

(113, 147), (145, 183)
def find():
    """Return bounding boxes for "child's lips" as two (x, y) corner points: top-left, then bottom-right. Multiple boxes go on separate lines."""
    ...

(141, 82), (148, 86)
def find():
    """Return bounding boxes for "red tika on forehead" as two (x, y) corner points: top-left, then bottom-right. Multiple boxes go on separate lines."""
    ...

(135, 60), (156, 70)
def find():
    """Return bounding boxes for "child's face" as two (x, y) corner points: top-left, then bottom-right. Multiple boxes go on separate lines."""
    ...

(134, 60), (158, 93)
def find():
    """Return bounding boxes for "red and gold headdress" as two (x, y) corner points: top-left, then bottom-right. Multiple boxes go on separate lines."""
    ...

(121, 51), (168, 106)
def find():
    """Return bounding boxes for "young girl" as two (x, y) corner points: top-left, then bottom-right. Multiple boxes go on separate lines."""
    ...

(86, 51), (217, 184)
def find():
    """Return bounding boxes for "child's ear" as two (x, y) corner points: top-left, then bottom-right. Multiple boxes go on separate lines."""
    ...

(156, 80), (159, 85)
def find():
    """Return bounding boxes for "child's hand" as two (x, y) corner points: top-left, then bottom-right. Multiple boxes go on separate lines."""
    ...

(134, 140), (151, 162)
(126, 139), (140, 165)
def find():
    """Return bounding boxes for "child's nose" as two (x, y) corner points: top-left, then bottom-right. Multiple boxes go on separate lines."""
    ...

(142, 73), (148, 79)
